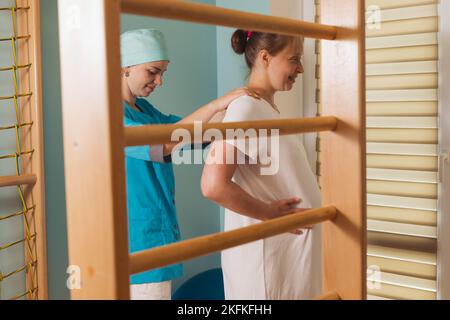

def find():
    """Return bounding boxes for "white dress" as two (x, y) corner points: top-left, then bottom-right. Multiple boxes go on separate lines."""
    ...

(221, 95), (322, 300)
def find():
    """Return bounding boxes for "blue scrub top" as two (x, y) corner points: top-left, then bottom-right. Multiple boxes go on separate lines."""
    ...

(124, 98), (183, 284)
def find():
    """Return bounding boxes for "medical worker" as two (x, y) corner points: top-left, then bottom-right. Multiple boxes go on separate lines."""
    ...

(121, 29), (257, 300)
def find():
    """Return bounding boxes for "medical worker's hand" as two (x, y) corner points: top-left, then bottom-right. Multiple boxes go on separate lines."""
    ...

(268, 197), (314, 235)
(212, 87), (260, 112)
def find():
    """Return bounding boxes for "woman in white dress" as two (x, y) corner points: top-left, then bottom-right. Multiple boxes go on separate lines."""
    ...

(201, 30), (322, 300)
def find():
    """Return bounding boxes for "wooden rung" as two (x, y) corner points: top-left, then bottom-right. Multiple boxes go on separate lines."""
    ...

(121, 0), (337, 40)
(125, 116), (338, 147)
(313, 291), (341, 300)
(0, 6), (30, 11)
(129, 206), (337, 275)
(0, 174), (36, 188)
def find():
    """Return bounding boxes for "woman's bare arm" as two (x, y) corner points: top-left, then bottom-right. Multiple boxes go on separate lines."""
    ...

(201, 141), (304, 223)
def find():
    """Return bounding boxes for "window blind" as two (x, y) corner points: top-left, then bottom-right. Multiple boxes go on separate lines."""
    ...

(315, 0), (439, 300)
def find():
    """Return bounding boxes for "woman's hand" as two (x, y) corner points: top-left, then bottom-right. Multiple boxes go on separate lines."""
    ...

(266, 198), (314, 235)
(211, 87), (260, 112)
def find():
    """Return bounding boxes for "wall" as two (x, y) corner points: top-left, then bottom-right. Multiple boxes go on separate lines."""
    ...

(216, 0), (270, 96)
(40, 0), (69, 300)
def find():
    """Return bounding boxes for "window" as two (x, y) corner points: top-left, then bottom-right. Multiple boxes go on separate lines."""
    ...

(315, 0), (440, 300)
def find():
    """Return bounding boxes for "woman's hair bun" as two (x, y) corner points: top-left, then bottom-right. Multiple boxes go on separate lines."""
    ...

(231, 29), (247, 55)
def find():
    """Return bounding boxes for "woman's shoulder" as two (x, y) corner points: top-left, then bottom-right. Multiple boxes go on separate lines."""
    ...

(135, 98), (156, 113)
(228, 95), (265, 109)
(224, 95), (268, 122)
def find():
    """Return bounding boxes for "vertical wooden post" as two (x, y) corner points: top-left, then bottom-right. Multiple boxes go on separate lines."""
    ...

(438, 0), (450, 300)
(321, 0), (367, 299)
(17, 0), (48, 299)
(58, 0), (129, 299)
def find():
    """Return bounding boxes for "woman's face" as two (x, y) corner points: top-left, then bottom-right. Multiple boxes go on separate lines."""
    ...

(267, 38), (304, 92)
(126, 60), (169, 97)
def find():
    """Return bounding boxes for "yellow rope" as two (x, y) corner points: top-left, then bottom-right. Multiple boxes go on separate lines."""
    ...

(0, 6), (29, 11)
(0, 35), (30, 42)
(0, 1), (38, 300)
(0, 150), (34, 160)
(10, 287), (37, 301)
(14, 127), (22, 157)
(0, 122), (33, 131)
(11, 8), (22, 125)
(0, 261), (37, 282)
(0, 63), (31, 72)
(0, 93), (32, 100)
(0, 205), (36, 222)
(0, 234), (36, 251)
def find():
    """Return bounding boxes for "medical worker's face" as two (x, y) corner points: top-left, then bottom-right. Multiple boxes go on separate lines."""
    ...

(267, 38), (304, 92)
(127, 60), (169, 97)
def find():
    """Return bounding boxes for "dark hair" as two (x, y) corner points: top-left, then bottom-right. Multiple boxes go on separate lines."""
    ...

(231, 30), (297, 69)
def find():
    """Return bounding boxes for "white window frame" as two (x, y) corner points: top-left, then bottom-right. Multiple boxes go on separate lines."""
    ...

(302, 0), (319, 169)
(437, 0), (450, 300)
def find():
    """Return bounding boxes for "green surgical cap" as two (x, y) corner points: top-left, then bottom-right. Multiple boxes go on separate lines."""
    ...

(121, 29), (170, 68)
